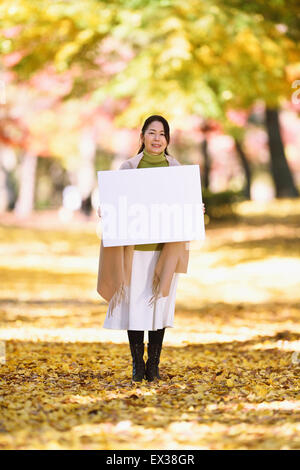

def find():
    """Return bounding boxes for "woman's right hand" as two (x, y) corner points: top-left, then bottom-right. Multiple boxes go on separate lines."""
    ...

(97, 206), (101, 218)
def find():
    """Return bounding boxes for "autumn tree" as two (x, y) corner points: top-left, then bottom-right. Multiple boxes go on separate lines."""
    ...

(89, 1), (299, 197)
(1, 0), (299, 200)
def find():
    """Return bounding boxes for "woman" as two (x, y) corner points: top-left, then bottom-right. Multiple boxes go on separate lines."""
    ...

(97, 115), (205, 383)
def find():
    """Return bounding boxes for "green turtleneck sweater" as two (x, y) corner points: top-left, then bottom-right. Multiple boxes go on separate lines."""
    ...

(134, 149), (169, 251)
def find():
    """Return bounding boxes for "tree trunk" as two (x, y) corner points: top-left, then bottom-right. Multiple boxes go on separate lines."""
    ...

(14, 151), (38, 218)
(201, 137), (210, 190)
(234, 138), (251, 199)
(265, 107), (299, 198)
(0, 145), (18, 212)
(0, 165), (9, 213)
(77, 127), (96, 216)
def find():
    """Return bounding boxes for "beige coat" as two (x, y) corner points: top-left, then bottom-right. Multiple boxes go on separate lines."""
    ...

(97, 151), (190, 317)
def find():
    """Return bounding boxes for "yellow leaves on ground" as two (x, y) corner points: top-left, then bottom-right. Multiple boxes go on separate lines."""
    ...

(0, 201), (300, 449)
(1, 329), (300, 450)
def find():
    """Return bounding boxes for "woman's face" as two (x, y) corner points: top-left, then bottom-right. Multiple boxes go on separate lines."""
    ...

(141, 120), (168, 155)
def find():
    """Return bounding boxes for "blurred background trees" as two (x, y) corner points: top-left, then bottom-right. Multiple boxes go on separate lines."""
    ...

(0, 0), (299, 219)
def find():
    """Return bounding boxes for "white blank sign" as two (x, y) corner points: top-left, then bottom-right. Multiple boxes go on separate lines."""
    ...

(97, 165), (205, 247)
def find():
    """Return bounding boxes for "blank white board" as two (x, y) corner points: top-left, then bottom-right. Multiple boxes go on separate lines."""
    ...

(97, 165), (205, 247)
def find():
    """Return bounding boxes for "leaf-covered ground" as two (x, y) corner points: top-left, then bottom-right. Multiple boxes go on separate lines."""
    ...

(0, 200), (300, 450)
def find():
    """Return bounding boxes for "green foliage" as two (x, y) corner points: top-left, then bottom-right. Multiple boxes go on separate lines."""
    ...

(35, 156), (69, 209)
(95, 149), (114, 171)
(90, 0), (299, 128)
(202, 188), (245, 220)
(0, 0), (116, 80)
(2, 0), (298, 113)
(1, 0), (299, 159)
(219, 0), (300, 41)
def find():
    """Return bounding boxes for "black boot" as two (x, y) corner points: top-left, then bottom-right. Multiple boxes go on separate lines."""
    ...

(145, 343), (162, 382)
(129, 343), (145, 382)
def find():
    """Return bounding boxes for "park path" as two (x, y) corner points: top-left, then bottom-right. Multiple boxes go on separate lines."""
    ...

(0, 200), (300, 449)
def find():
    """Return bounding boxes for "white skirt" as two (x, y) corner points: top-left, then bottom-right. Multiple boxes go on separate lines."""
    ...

(103, 250), (179, 331)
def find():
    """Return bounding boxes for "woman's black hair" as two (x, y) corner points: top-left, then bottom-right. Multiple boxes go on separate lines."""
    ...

(137, 115), (170, 155)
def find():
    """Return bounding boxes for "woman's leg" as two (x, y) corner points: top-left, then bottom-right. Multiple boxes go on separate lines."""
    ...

(127, 330), (144, 344)
(127, 330), (145, 382)
(145, 328), (165, 381)
(148, 328), (165, 345)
